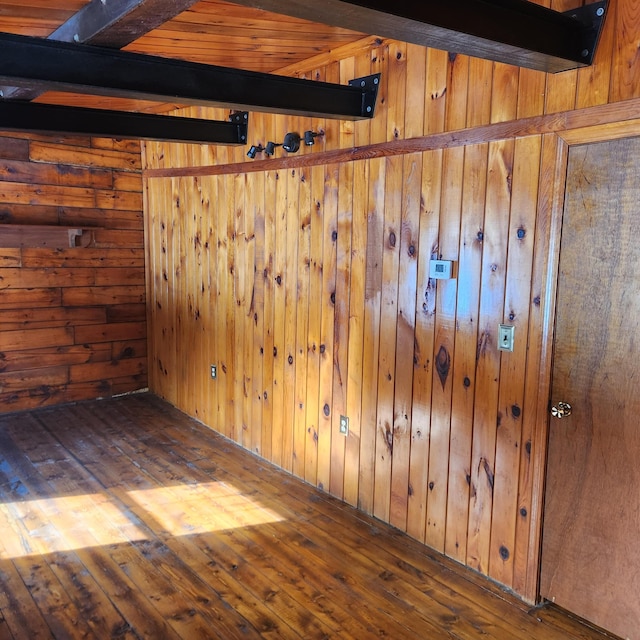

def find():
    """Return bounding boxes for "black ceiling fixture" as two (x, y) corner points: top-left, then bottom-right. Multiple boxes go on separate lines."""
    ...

(0, 102), (249, 145)
(304, 130), (323, 146)
(247, 144), (266, 158)
(0, 32), (380, 121)
(227, 0), (608, 73)
(264, 141), (282, 156)
(282, 133), (301, 153)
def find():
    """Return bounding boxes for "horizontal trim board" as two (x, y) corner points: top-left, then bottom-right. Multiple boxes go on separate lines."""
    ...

(0, 32), (378, 120)
(0, 102), (248, 144)
(228, 0), (608, 72)
(144, 97), (640, 178)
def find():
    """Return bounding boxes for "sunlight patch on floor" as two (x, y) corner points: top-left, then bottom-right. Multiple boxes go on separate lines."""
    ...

(127, 481), (285, 536)
(0, 493), (146, 558)
(0, 481), (284, 559)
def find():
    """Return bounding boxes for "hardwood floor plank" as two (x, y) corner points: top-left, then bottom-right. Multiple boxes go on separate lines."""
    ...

(0, 560), (53, 639)
(0, 395), (614, 640)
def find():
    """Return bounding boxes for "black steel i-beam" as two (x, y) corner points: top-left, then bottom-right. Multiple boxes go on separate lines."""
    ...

(0, 32), (380, 120)
(0, 101), (250, 145)
(227, 0), (608, 73)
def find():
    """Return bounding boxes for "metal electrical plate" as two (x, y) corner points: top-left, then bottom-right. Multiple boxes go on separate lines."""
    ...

(498, 324), (515, 352)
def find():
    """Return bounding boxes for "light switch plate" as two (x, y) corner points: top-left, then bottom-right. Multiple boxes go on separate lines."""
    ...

(498, 324), (515, 352)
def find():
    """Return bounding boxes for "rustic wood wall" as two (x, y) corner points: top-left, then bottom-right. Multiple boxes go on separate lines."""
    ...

(0, 133), (147, 412)
(142, 0), (640, 601)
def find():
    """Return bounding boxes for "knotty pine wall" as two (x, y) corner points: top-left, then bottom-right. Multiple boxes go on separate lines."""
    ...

(0, 133), (147, 412)
(143, 0), (640, 601)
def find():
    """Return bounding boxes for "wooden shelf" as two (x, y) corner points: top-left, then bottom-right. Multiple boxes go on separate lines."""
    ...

(0, 224), (92, 248)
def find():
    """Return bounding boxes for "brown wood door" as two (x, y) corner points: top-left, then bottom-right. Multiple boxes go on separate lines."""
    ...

(540, 136), (640, 639)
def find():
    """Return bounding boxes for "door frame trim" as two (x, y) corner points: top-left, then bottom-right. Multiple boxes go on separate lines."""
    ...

(527, 121), (640, 603)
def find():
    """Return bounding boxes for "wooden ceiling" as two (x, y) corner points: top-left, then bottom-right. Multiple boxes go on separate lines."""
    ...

(0, 0), (365, 113)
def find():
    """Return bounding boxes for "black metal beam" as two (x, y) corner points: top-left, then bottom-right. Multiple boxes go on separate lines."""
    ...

(0, 33), (379, 120)
(0, 102), (249, 145)
(1, 0), (201, 101)
(226, 0), (608, 73)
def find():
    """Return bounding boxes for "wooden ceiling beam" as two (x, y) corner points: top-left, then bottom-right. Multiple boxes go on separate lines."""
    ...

(226, 0), (608, 73)
(49, 0), (202, 49)
(0, 0), (201, 100)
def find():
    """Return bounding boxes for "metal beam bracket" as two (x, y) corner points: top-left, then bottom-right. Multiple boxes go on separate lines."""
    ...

(229, 111), (249, 145)
(348, 74), (380, 118)
(561, 1), (608, 67)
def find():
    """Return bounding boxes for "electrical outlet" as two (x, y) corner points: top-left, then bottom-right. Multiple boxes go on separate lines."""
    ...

(339, 415), (349, 435)
(210, 364), (217, 379)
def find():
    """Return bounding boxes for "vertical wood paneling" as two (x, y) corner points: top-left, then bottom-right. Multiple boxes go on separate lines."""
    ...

(233, 174), (246, 446)
(243, 171), (257, 451)
(316, 164), (338, 492)
(373, 155), (402, 521)
(467, 140), (514, 575)
(271, 169), (287, 467)
(305, 164), (324, 485)
(282, 167), (299, 471)
(489, 136), (541, 588)
(389, 151), (420, 531)
(358, 157), (384, 515)
(406, 150), (440, 542)
(261, 170), (277, 461)
(144, 4), (640, 602)
(343, 159), (367, 507)
(445, 143), (488, 562)
(293, 166), (310, 477)
(251, 171), (265, 455)
(329, 158), (351, 499)
(425, 145), (461, 552)
(610, 0), (640, 102)
(224, 173), (236, 442)
(214, 174), (228, 439)
(389, 44), (424, 530)
(203, 176), (217, 427)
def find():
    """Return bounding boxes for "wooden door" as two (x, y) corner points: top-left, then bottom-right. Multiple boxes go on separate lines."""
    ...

(540, 136), (640, 639)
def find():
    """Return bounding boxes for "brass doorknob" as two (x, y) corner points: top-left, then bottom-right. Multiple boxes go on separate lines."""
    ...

(551, 401), (572, 419)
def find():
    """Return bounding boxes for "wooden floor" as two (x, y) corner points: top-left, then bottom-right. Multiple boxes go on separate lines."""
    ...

(0, 394), (615, 639)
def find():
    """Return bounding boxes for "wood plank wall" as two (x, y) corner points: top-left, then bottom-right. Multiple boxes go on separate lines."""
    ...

(0, 133), (147, 412)
(142, 0), (640, 601)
